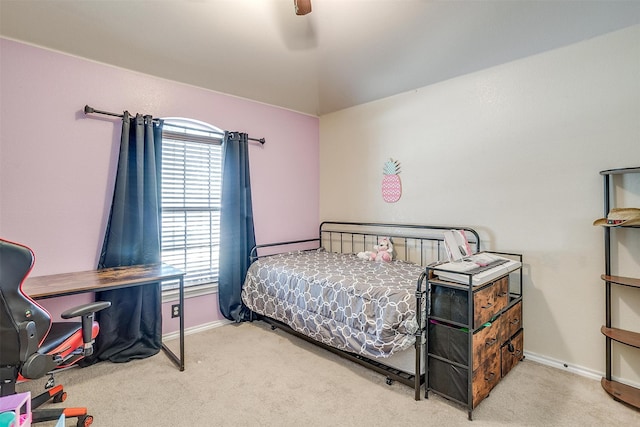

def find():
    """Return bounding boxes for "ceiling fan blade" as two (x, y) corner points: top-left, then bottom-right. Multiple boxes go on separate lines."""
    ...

(294, 0), (312, 16)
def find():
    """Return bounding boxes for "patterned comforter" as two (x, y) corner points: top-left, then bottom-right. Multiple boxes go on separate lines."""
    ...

(241, 249), (425, 358)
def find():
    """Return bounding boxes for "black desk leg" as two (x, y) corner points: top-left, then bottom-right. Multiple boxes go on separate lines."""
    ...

(162, 276), (185, 371)
(179, 275), (184, 370)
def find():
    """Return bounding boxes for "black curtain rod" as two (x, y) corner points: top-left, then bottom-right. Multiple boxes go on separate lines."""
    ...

(83, 105), (266, 145)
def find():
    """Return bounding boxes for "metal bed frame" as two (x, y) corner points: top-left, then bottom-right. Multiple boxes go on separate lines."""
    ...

(248, 221), (480, 401)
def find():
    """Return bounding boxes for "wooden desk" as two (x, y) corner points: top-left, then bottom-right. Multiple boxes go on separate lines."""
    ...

(23, 263), (185, 371)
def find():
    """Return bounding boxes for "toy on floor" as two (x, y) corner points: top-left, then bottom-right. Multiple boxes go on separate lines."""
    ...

(357, 237), (394, 262)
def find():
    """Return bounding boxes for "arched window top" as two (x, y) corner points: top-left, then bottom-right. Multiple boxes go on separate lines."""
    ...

(162, 117), (224, 140)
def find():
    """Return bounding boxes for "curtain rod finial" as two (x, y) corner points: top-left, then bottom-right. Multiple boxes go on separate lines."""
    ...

(84, 105), (95, 114)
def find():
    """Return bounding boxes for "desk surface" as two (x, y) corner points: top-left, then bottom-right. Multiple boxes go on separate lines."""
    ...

(23, 263), (184, 299)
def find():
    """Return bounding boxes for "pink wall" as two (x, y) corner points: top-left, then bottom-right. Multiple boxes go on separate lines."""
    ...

(0, 38), (319, 332)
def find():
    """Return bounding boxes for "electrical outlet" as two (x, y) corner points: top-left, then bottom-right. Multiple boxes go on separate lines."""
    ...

(171, 304), (181, 318)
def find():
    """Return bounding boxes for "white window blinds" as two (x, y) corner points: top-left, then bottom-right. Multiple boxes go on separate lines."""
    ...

(161, 122), (224, 290)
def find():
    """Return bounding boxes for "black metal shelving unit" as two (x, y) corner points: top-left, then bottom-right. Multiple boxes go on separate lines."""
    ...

(598, 166), (640, 409)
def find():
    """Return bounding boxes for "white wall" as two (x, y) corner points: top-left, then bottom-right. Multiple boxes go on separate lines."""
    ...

(320, 25), (640, 384)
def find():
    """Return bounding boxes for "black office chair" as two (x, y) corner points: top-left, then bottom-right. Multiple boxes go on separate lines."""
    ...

(0, 238), (110, 427)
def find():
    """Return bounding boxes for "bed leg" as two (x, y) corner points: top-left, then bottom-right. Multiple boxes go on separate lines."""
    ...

(414, 324), (423, 401)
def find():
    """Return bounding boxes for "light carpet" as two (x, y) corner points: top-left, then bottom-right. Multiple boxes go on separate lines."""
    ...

(17, 321), (640, 426)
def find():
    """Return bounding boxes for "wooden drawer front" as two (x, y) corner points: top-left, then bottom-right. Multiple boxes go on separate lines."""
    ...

(501, 329), (524, 378)
(472, 352), (501, 408)
(474, 283), (496, 327)
(473, 277), (507, 327)
(504, 301), (523, 340)
(472, 320), (502, 371)
(493, 277), (509, 314)
(474, 277), (510, 328)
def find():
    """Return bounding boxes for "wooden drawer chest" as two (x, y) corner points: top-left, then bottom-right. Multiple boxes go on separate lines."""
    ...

(426, 253), (523, 420)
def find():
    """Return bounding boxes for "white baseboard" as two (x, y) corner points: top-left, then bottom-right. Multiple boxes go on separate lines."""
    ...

(524, 350), (640, 389)
(162, 319), (232, 341)
(524, 350), (602, 381)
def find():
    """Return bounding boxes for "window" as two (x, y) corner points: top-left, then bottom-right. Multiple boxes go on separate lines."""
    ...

(160, 118), (224, 296)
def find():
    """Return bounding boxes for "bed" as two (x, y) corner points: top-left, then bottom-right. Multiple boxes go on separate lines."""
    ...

(241, 221), (480, 400)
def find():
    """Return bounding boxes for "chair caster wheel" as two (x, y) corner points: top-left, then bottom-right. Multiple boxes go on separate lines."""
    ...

(77, 414), (93, 427)
(53, 391), (67, 403)
(385, 377), (394, 385)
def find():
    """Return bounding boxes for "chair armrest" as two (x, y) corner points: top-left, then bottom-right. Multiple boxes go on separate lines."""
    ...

(60, 301), (111, 319)
(61, 301), (111, 355)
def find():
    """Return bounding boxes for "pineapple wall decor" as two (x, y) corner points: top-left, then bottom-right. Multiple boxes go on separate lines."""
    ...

(382, 158), (402, 203)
